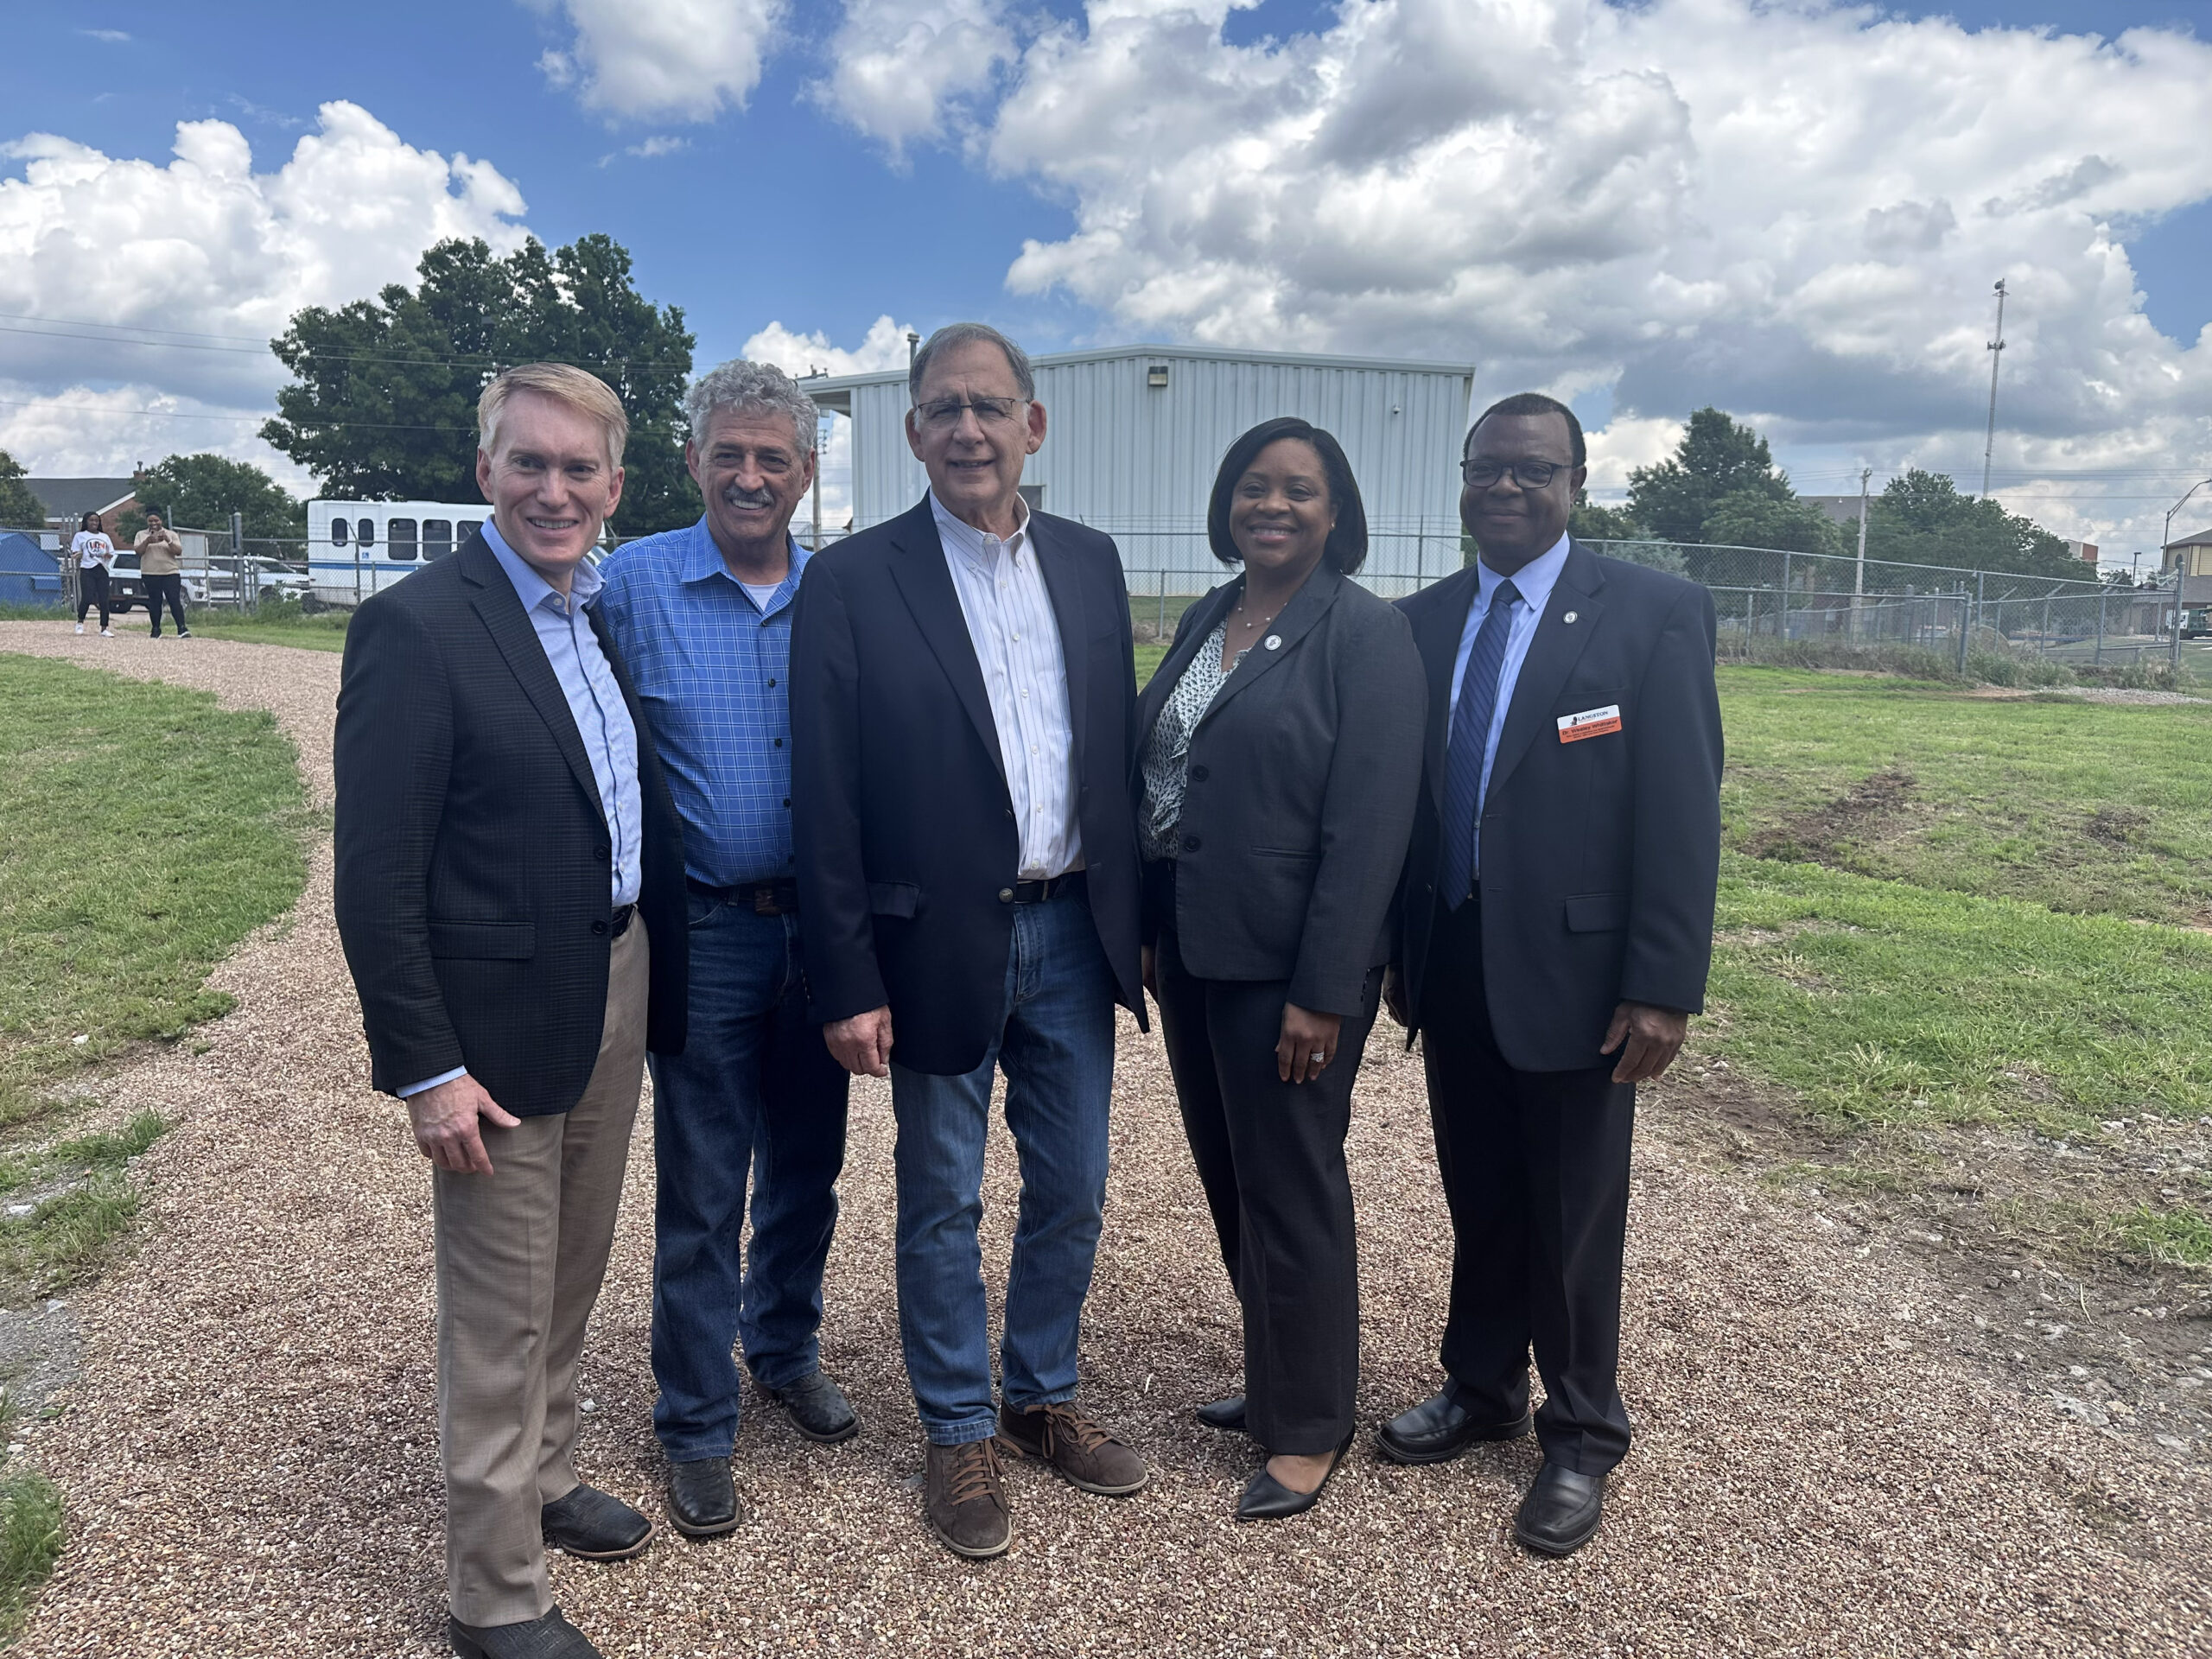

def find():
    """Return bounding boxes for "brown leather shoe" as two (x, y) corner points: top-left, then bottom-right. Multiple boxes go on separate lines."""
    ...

(998, 1401), (1149, 1497)
(924, 1439), (1012, 1559)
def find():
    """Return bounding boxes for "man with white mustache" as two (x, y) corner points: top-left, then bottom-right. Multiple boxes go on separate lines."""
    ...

(597, 360), (855, 1540)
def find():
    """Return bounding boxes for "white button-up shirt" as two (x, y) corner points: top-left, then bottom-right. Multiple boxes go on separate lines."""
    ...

(931, 492), (1082, 880)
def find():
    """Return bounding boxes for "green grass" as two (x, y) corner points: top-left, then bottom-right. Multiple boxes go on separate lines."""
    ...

(0, 656), (312, 1128)
(0, 1474), (61, 1643)
(1718, 664), (2212, 924)
(2116, 1204), (2212, 1268)
(1711, 852), (2212, 1138)
(187, 607), (352, 652)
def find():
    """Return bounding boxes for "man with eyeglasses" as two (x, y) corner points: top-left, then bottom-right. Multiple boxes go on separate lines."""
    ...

(791, 321), (1149, 1560)
(1380, 391), (1723, 1557)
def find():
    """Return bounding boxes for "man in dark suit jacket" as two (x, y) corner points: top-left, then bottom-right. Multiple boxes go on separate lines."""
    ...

(1380, 391), (1723, 1558)
(334, 365), (686, 1659)
(792, 323), (1148, 1560)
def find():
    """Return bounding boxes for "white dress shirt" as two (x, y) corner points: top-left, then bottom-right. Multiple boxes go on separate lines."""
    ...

(931, 492), (1083, 880)
(1448, 530), (1573, 820)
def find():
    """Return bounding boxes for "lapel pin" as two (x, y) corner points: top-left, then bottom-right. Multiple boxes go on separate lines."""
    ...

(1563, 611), (1579, 625)
(1264, 634), (1282, 651)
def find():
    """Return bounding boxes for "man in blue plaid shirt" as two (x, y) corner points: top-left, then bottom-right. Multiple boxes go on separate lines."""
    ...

(596, 359), (853, 1540)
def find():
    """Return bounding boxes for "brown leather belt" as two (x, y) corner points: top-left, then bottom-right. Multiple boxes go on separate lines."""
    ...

(688, 877), (800, 916)
(1003, 870), (1087, 905)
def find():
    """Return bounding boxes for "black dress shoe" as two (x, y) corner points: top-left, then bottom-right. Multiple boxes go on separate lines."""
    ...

(763, 1370), (860, 1444)
(1235, 1432), (1355, 1522)
(1195, 1395), (1247, 1433)
(666, 1457), (742, 1538)
(1376, 1389), (1533, 1465)
(448, 1606), (602, 1658)
(1514, 1462), (1607, 1556)
(540, 1484), (656, 1560)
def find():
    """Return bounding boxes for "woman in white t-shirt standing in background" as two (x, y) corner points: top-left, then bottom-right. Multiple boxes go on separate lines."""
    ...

(72, 511), (117, 636)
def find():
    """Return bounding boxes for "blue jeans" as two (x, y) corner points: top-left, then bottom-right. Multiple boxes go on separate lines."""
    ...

(889, 889), (1116, 1446)
(649, 893), (849, 1462)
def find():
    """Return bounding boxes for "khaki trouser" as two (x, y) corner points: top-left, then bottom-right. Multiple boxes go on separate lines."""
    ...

(431, 920), (649, 1627)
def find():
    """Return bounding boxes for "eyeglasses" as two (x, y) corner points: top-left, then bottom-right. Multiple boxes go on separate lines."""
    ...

(915, 396), (1027, 429)
(1461, 458), (1564, 489)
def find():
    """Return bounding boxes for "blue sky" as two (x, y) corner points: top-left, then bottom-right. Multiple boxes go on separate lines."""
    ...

(16, 1), (2207, 364)
(6, 1), (2212, 552)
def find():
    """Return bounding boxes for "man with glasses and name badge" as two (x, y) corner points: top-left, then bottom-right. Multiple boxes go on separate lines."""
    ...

(1382, 392), (1723, 1558)
(792, 322), (1150, 1560)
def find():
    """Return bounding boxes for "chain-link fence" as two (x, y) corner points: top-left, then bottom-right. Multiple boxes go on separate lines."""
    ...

(1120, 534), (2182, 681)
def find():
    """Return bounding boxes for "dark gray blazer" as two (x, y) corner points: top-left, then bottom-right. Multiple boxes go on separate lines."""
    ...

(1392, 540), (1723, 1072)
(1133, 563), (1427, 1014)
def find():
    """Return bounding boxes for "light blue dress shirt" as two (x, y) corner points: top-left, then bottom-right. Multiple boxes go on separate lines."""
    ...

(595, 519), (809, 888)
(399, 522), (644, 1101)
(1448, 530), (1573, 821)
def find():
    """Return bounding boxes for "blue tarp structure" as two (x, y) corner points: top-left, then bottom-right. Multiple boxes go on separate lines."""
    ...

(0, 531), (61, 606)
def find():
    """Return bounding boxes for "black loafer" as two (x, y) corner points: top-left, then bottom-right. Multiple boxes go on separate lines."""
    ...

(666, 1457), (742, 1537)
(1514, 1463), (1607, 1556)
(1235, 1432), (1355, 1522)
(763, 1370), (860, 1444)
(448, 1606), (602, 1658)
(1376, 1389), (1532, 1465)
(1195, 1395), (1247, 1433)
(541, 1484), (655, 1560)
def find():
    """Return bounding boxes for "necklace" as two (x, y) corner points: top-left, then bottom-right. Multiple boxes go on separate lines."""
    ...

(1230, 585), (1286, 639)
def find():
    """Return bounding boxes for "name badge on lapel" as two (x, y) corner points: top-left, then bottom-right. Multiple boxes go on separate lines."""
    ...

(1558, 704), (1622, 743)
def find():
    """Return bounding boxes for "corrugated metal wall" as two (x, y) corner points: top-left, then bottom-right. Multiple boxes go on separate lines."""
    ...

(843, 353), (1475, 585)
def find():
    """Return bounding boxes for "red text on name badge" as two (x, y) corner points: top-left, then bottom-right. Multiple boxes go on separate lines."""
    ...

(1558, 704), (1623, 742)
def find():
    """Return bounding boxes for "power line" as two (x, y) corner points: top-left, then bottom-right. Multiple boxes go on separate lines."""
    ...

(0, 397), (477, 434)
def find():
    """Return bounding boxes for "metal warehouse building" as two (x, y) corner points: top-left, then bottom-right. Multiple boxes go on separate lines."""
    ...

(802, 344), (1478, 588)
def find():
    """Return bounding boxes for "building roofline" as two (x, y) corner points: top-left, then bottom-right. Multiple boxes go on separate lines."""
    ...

(795, 342), (1480, 404)
(2165, 526), (2212, 550)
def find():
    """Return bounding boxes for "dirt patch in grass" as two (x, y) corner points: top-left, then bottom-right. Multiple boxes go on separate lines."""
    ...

(2087, 805), (2152, 848)
(1646, 1053), (2212, 1468)
(1744, 767), (1918, 866)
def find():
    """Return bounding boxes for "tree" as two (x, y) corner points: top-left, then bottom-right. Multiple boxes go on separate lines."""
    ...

(1626, 408), (1793, 544)
(0, 449), (44, 531)
(116, 454), (302, 540)
(1568, 495), (1646, 543)
(1863, 469), (2082, 582)
(263, 234), (701, 537)
(1700, 489), (1844, 558)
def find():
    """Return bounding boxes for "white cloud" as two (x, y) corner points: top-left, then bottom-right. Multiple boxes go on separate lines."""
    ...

(0, 103), (529, 477)
(80, 29), (130, 43)
(530, 0), (785, 122)
(740, 313), (915, 379)
(812, 0), (1018, 156)
(803, 0), (2212, 550)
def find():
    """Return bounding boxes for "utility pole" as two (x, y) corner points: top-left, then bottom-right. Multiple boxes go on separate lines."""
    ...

(906, 329), (920, 367)
(2165, 477), (2212, 669)
(1980, 278), (2007, 498)
(1853, 467), (1872, 637)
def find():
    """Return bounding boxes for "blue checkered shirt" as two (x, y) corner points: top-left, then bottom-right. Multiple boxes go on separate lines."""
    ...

(595, 519), (810, 889)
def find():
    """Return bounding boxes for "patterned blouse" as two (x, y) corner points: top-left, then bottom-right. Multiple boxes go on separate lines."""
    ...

(1139, 621), (1246, 861)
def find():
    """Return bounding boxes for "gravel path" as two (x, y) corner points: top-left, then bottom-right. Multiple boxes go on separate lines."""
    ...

(5, 620), (2209, 1657)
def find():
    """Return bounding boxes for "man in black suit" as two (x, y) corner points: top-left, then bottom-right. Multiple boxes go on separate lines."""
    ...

(1380, 391), (1723, 1557)
(334, 364), (687, 1659)
(792, 322), (1149, 1560)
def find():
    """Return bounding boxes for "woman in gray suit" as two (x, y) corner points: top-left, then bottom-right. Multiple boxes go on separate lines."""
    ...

(1135, 416), (1427, 1520)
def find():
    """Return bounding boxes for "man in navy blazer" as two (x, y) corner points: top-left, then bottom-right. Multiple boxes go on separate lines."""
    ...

(1381, 392), (1723, 1556)
(791, 323), (1150, 1560)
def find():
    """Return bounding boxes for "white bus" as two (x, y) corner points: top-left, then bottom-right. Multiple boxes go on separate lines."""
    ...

(307, 499), (490, 607)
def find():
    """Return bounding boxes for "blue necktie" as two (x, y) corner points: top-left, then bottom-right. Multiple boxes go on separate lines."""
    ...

(1439, 578), (1520, 910)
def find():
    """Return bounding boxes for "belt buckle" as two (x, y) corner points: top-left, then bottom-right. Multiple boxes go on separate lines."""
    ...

(753, 885), (779, 916)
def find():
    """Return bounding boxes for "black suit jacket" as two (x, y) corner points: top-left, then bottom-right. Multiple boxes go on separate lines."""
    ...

(333, 531), (687, 1114)
(1394, 541), (1723, 1072)
(791, 496), (1145, 1077)
(1133, 563), (1426, 1014)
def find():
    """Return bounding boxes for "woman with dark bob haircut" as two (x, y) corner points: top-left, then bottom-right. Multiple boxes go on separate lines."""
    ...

(1133, 415), (1426, 1519)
